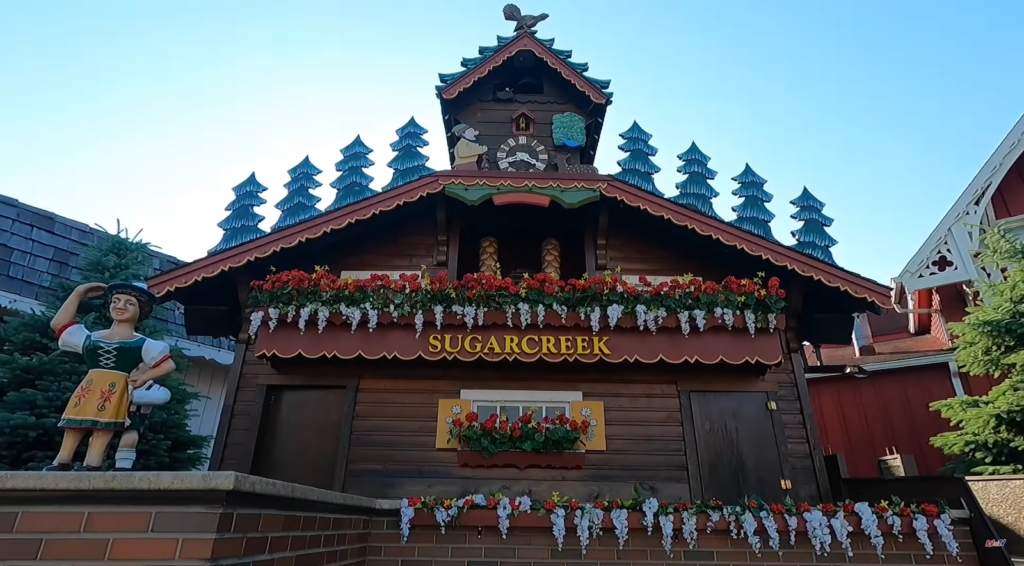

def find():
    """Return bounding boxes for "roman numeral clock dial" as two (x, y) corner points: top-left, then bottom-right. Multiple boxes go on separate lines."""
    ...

(496, 136), (548, 172)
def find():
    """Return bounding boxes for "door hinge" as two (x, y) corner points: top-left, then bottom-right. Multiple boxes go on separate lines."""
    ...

(780, 478), (792, 490)
(766, 400), (777, 411)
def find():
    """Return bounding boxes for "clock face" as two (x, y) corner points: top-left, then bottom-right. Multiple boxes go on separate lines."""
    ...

(497, 136), (548, 172)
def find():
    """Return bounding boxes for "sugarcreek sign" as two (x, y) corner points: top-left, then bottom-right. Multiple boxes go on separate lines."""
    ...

(426, 333), (612, 356)
(253, 322), (784, 365)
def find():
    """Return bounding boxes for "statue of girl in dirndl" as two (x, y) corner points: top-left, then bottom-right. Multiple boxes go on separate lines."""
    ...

(43, 281), (176, 472)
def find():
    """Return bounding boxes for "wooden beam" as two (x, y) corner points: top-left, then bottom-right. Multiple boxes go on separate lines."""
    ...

(332, 383), (359, 492)
(434, 198), (449, 267)
(206, 331), (247, 471)
(447, 215), (462, 277)
(678, 391), (703, 499)
(596, 204), (609, 271)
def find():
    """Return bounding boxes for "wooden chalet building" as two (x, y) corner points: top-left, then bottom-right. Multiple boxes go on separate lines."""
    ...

(146, 10), (892, 506)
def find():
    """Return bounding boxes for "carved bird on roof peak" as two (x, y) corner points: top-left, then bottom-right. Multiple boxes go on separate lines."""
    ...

(503, 4), (548, 34)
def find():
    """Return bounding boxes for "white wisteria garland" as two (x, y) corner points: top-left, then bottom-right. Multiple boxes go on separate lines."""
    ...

(854, 503), (886, 558)
(611, 507), (629, 549)
(830, 511), (854, 557)
(934, 513), (961, 561)
(398, 499), (416, 544)
(785, 513), (799, 547)
(760, 510), (781, 553)
(641, 497), (659, 535)
(740, 511), (762, 556)
(913, 514), (934, 558)
(885, 509), (904, 542)
(250, 304), (783, 337)
(496, 497), (512, 539)
(681, 509), (699, 549)
(550, 508), (567, 550)
(658, 513), (675, 556)
(248, 310), (264, 337)
(803, 509), (832, 555)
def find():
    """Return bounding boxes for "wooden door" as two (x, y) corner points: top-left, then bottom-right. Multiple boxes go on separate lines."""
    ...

(251, 386), (350, 490)
(687, 391), (786, 502)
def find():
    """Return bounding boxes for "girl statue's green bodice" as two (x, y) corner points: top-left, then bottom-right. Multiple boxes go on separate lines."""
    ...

(82, 335), (146, 374)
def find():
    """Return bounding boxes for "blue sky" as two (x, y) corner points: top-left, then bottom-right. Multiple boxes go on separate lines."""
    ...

(1, 1), (1021, 283)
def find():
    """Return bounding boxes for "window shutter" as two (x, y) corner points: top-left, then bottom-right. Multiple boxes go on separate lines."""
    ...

(436, 399), (471, 449)
(571, 400), (606, 451)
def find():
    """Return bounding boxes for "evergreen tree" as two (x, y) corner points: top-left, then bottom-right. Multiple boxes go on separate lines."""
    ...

(670, 142), (721, 219)
(0, 228), (208, 471)
(382, 118), (435, 191)
(209, 173), (269, 254)
(930, 227), (1024, 475)
(789, 187), (838, 265)
(612, 121), (661, 195)
(729, 164), (777, 241)
(327, 135), (376, 211)
(272, 156), (323, 231)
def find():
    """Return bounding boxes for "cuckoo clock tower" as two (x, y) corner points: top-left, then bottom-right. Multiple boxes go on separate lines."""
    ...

(438, 4), (612, 173)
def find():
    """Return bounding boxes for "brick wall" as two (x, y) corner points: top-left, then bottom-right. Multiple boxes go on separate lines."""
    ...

(0, 506), (370, 565)
(367, 521), (978, 566)
(0, 501), (982, 565)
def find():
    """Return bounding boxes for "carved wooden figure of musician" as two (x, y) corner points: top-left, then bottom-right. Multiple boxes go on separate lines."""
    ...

(44, 281), (176, 472)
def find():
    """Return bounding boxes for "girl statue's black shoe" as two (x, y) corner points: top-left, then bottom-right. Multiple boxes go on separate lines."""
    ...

(42, 463), (73, 472)
(73, 465), (103, 472)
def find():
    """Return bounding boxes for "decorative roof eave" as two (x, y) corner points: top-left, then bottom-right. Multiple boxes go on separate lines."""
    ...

(594, 178), (891, 307)
(150, 171), (890, 307)
(893, 113), (1024, 296)
(439, 33), (609, 105)
(147, 173), (607, 297)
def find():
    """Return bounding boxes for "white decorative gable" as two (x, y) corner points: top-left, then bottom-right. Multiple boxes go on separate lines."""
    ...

(895, 114), (1024, 294)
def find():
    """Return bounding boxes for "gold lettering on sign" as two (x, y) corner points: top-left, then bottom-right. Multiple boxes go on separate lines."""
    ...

(424, 333), (612, 357)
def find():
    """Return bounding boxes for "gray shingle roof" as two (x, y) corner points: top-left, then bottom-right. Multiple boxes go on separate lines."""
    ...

(0, 194), (234, 351)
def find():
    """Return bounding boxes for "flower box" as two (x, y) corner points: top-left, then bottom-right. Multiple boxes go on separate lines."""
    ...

(456, 450), (585, 469)
(407, 510), (933, 534)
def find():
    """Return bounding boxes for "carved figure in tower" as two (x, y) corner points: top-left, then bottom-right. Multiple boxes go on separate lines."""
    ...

(502, 4), (548, 34)
(542, 238), (561, 279)
(44, 282), (175, 472)
(452, 124), (489, 170)
(479, 237), (499, 274)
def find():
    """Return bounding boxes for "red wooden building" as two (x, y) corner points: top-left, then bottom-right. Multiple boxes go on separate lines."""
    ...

(805, 115), (1024, 477)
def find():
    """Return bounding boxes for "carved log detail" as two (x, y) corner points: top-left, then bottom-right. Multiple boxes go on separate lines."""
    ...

(479, 237), (499, 275)
(542, 237), (561, 279)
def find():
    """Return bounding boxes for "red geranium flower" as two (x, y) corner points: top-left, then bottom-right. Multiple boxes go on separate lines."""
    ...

(843, 502), (855, 515)
(465, 412), (479, 424)
(769, 503), (785, 515)
(796, 502), (812, 513)
(820, 503), (836, 514)
(920, 503), (940, 518)
(408, 497), (422, 507)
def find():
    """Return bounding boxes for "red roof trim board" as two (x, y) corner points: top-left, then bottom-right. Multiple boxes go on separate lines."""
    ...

(148, 171), (891, 307)
(439, 33), (609, 105)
